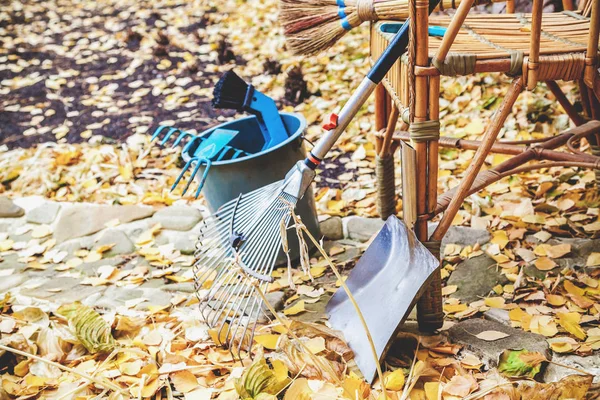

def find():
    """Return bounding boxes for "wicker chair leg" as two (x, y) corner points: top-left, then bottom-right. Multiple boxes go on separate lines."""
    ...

(376, 154), (396, 220)
(417, 245), (444, 331)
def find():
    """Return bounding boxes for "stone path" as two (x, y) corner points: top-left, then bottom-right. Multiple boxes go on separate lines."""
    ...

(0, 195), (598, 384)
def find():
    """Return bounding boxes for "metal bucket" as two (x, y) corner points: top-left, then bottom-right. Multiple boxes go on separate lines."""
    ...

(183, 112), (320, 262)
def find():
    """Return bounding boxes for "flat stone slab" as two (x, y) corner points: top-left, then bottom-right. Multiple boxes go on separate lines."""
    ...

(320, 217), (343, 240)
(448, 318), (550, 369)
(53, 204), (155, 242)
(152, 206), (203, 231)
(442, 226), (491, 247)
(447, 254), (508, 303)
(343, 216), (385, 242)
(26, 202), (61, 225)
(19, 277), (106, 303)
(94, 229), (134, 257)
(544, 353), (600, 383)
(0, 197), (24, 218)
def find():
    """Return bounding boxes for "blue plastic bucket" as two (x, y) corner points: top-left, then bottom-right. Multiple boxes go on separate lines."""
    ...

(183, 112), (320, 262)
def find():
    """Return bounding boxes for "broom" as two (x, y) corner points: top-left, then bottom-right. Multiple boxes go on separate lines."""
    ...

(280, 0), (504, 55)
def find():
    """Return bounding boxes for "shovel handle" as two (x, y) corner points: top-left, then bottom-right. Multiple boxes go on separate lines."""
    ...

(305, 0), (441, 168)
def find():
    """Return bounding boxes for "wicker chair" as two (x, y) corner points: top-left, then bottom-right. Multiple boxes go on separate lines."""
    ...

(370, 0), (600, 331)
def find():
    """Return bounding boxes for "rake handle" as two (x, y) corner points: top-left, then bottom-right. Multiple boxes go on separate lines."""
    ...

(305, 0), (440, 168)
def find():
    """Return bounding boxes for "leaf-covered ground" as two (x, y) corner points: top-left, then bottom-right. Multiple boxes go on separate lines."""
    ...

(0, 0), (599, 398)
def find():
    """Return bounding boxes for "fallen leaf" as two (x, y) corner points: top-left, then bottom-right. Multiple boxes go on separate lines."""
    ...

(254, 334), (280, 350)
(534, 257), (557, 271)
(384, 369), (405, 391)
(556, 312), (587, 340)
(475, 330), (510, 341)
(171, 370), (199, 393)
(586, 252), (600, 267)
(284, 300), (306, 316)
(498, 349), (545, 378)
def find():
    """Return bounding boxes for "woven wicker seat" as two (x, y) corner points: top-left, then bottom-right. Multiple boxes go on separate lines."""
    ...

(369, 0), (600, 332)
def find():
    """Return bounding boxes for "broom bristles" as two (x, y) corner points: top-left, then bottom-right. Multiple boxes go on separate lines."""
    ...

(212, 70), (250, 110)
(280, 0), (498, 56)
(279, 0), (377, 55)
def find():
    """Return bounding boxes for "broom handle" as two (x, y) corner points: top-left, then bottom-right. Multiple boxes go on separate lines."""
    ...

(305, 0), (440, 167)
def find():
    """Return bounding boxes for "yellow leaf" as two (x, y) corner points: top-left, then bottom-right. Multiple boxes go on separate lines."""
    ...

(271, 360), (289, 382)
(119, 360), (143, 376)
(484, 297), (506, 308)
(534, 257), (557, 271)
(491, 231), (509, 249)
(384, 369), (405, 391)
(424, 382), (439, 400)
(171, 370), (199, 393)
(13, 360), (30, 377)
(546, 294), (567, 307)
(284, 300), (306, 316)
(343, 374), (370, 400)
(327, 199), (345, 213)
(586, 252), (600, 267)
(564, 280), (585, 296)
(208, 323), (229, 346)
(254, 334), (280, 350)
(464, 119), (485, 135)
(25, 375), (48, 387)
(95, 243), (115, 253)
(119, 165), (134, 181)
(556, 312), (587, 340)
(310, 266), (326, 278)
(443, 303), (468, 314)
(283, 378), (311, 400)
(509, 307), (527, 322)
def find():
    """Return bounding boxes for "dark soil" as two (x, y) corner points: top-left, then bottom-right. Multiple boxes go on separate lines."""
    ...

(0, 0), (236, 150)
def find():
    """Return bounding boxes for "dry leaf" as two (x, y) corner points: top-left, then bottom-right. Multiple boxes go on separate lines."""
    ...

(475, 330), (510, 341)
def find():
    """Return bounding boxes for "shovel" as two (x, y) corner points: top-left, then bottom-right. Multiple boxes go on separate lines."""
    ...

(325, 215), (440, 383)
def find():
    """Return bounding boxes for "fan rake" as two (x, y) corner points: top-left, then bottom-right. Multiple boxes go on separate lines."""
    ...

(192, 180), (299, 360)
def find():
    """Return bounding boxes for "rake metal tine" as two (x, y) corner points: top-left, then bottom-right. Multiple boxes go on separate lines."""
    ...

(227, 213), (286, 349)
(172, 130), (196, 148)
(231, 149), (245, 159)
(171, 157), (195, 192)
(160, 127), (180, 146)
(193, 159), (212, 198)
(216, 146), (232, 161)
(207, 269), (244, 325)
(182, 135), (204, 155)
(151, 125), (172, 142)
(180, 157), (207, 196)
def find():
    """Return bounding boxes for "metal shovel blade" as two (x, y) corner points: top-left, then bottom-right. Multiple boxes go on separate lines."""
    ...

(326, 215), (440, 382)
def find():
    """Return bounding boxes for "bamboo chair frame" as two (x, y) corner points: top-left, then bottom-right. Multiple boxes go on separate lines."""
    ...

(370, 0), (600, 330)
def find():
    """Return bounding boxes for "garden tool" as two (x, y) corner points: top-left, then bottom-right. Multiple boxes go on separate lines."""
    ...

(172, 129), (251, 197)
(151, 125), (251, 197)
(279, 0), (494, 55)
(212, 70), (289, 150)
(193, 3), (441, 362)
(326, 215), (439, 382)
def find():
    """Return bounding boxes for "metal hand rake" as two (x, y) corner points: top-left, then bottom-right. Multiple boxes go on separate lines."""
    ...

(151, 125), (251, 198)
(193, 10), (439, 360)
